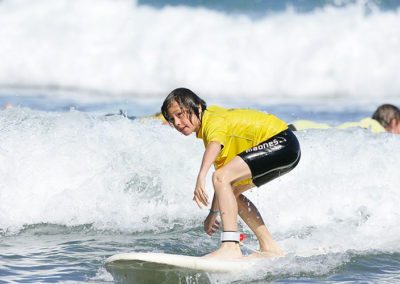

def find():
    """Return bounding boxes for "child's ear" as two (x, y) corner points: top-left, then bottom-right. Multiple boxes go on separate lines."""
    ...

(392, 118), (400, 134)
(387, 118), (398, 133)
(391, 118), (397, 128)
(198, 104), (202, 116)
(393, 118), (399, 128)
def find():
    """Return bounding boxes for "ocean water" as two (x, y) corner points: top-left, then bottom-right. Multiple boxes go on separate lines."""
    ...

(1, 0), (400, 283)
(3, 101), (400, 284)
(1, 0), (400, 100)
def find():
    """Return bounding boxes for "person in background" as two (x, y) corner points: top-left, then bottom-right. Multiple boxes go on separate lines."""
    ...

(372, 104), (400, 134)
(290, 104), (400, 134)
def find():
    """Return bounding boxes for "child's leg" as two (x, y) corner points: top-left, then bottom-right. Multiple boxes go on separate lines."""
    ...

(204, 156), (252, 259)
(235, 190), (283, 256)
(234, 129), (300, 256)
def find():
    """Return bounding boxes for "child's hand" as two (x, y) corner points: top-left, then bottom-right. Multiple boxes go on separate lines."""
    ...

(204, 214), (220, 235)
(193, 177), (209, 208)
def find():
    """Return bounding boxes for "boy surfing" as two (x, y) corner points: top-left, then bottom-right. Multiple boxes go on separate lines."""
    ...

(161, 88), (301, 259)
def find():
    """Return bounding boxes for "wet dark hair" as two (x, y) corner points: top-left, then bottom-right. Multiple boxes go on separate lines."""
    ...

(161, 88), (207, 124)
(372, 104), (400, 128)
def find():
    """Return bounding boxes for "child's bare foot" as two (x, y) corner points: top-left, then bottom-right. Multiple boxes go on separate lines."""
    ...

(202, 242), (243, 259)
(257, 241), (284, 257)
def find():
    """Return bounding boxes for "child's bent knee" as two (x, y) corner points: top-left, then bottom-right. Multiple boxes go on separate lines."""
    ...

(212, 170), (229, 187)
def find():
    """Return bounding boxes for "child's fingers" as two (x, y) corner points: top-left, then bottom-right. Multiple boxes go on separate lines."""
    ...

(194, 191), (209, 207)
(197, 197), (208, 208)
(193, 196), (203, 208)
(202, 191), (209, 200)
(200, 191), (209, 205)
(212, 220), (220, 231)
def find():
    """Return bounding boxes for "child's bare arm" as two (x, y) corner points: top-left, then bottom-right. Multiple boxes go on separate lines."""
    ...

(193, 141), (221, 208)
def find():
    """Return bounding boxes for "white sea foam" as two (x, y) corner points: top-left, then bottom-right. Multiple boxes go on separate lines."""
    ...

(0, 0), (399, 101)
(0, 107), (202, 233)
(1, 107), (400, 261)
(246, 128), (400, 254)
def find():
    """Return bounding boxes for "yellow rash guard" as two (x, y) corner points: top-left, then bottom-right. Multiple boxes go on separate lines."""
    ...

(336, 117), (385, 133)
(293, 117), (385, 133)
(196, 105), (288, 184)
(291, 120), (331, 130)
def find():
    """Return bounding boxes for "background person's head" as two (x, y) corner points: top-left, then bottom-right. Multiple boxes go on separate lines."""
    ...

(372, 104), (400, 134)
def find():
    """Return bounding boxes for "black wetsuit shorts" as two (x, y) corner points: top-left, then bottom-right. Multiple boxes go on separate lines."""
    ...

(238, 129), (301, 187)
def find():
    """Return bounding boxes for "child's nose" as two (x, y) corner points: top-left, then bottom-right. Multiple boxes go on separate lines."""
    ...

(173, 118), (181, 127)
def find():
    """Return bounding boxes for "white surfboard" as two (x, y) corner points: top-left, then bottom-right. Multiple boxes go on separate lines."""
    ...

(105, 252), (260, 283)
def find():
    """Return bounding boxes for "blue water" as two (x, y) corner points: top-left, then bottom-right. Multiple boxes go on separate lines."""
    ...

(139, 0), (400, 14)
(1, 0), (400, 283)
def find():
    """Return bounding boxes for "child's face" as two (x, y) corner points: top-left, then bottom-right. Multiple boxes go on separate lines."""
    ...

(167, 101), (201, 136)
